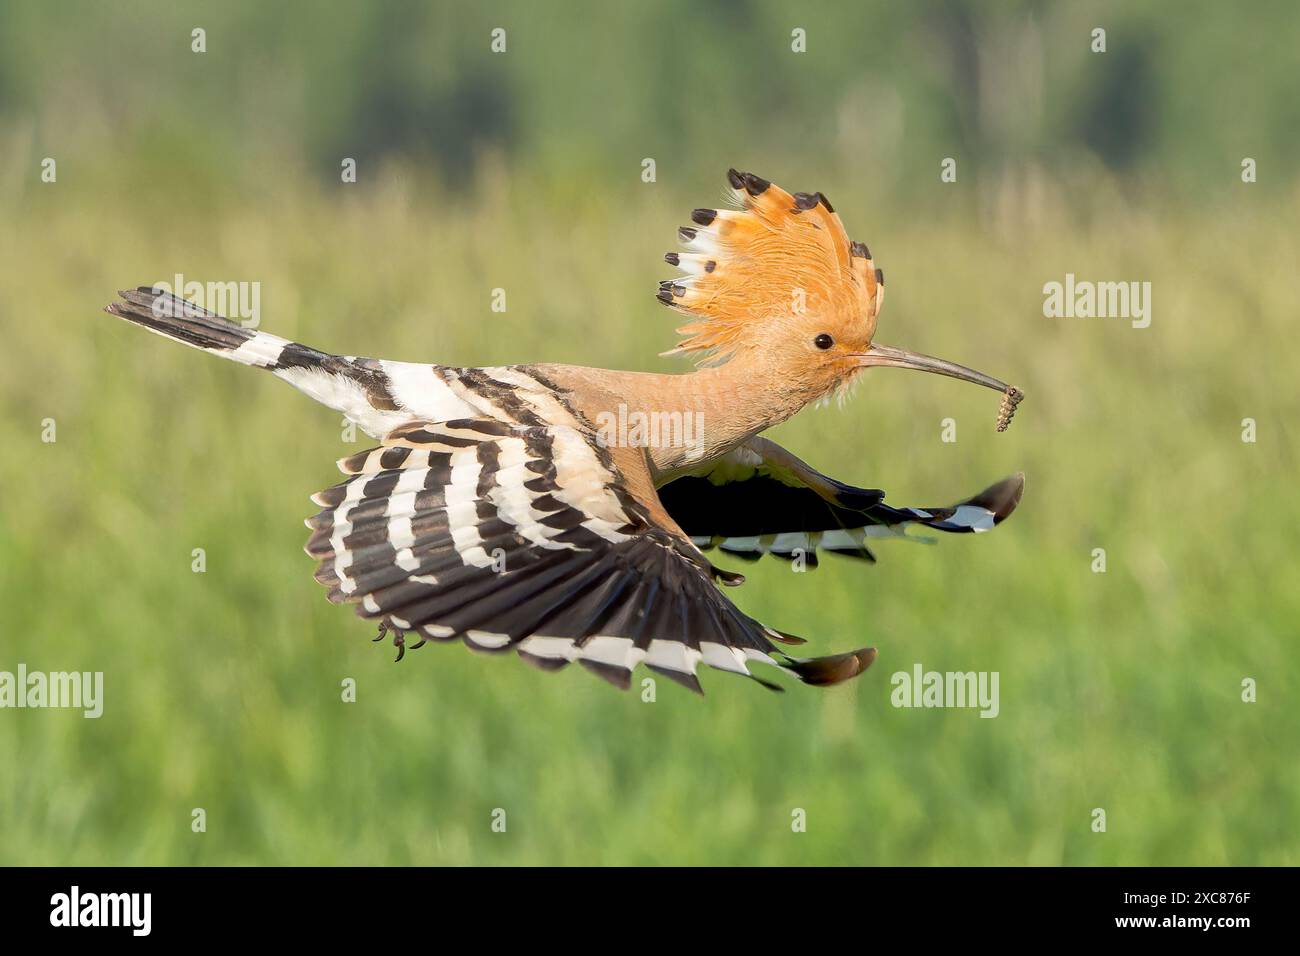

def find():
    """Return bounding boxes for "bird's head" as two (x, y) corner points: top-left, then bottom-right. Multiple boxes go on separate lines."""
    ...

(660, 169), (1023, 429)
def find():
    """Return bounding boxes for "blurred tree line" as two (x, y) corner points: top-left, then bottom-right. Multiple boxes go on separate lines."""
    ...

(1, 0), (1296, 207)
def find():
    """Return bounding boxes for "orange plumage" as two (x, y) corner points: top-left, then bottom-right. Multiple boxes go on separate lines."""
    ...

(661, 169), (882, 363)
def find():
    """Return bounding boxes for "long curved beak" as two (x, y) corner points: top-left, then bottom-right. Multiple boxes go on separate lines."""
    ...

(855, 343), (1012, 394)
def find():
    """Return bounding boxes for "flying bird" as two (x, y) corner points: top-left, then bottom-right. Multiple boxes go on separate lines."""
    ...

(104, 169), (1024, 694)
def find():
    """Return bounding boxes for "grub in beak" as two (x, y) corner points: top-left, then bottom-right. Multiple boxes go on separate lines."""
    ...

(856, 343), (1025, 432)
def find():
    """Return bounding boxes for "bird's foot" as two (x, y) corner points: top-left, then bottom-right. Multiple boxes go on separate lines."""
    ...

(374, 621), (417, 662)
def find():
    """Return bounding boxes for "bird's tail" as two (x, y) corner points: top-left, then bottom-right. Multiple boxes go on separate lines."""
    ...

(106, 286), (332, 371)
(104, 286), (407, 435)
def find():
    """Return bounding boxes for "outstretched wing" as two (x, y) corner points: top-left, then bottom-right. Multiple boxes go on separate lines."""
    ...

(660, 437), (1023, 564)
(305, 419), (876, 693)
(659, 168), (884, 361)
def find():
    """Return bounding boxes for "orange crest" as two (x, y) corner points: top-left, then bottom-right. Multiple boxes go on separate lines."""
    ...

(659, 169), (884, 363)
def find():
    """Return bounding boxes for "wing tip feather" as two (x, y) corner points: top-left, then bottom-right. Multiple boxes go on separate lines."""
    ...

(782, 646), (877, 687)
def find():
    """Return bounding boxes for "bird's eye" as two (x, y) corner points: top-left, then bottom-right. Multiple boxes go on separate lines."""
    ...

(814, 333), (834, 350)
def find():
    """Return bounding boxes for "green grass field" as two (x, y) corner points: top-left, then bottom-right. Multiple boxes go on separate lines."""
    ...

(1, 162), (1297, 866)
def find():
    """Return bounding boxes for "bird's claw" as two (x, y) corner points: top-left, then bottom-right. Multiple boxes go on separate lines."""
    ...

(374, 621), (414, 662)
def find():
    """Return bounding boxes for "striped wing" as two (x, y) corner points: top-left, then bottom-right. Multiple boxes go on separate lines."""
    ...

(661, 439), (1024, 564)
(306, 419), (876, 693)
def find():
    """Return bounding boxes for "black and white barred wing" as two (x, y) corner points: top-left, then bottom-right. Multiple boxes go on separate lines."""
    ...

(306, 419), (875, 693)
(660, 437), (1024, 564)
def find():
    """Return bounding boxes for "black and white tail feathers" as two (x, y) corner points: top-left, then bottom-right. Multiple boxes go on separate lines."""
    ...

(107, 287), (332, 372)
(104, 287), (474, 437)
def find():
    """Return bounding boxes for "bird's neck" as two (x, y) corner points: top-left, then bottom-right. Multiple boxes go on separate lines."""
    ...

(544, 351), (826, 479)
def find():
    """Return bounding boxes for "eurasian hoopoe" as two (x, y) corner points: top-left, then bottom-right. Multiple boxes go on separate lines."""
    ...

(104, 168), (1024, 694)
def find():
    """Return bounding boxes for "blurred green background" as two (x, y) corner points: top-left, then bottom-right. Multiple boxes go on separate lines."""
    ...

(2, 0), (1297, 865)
